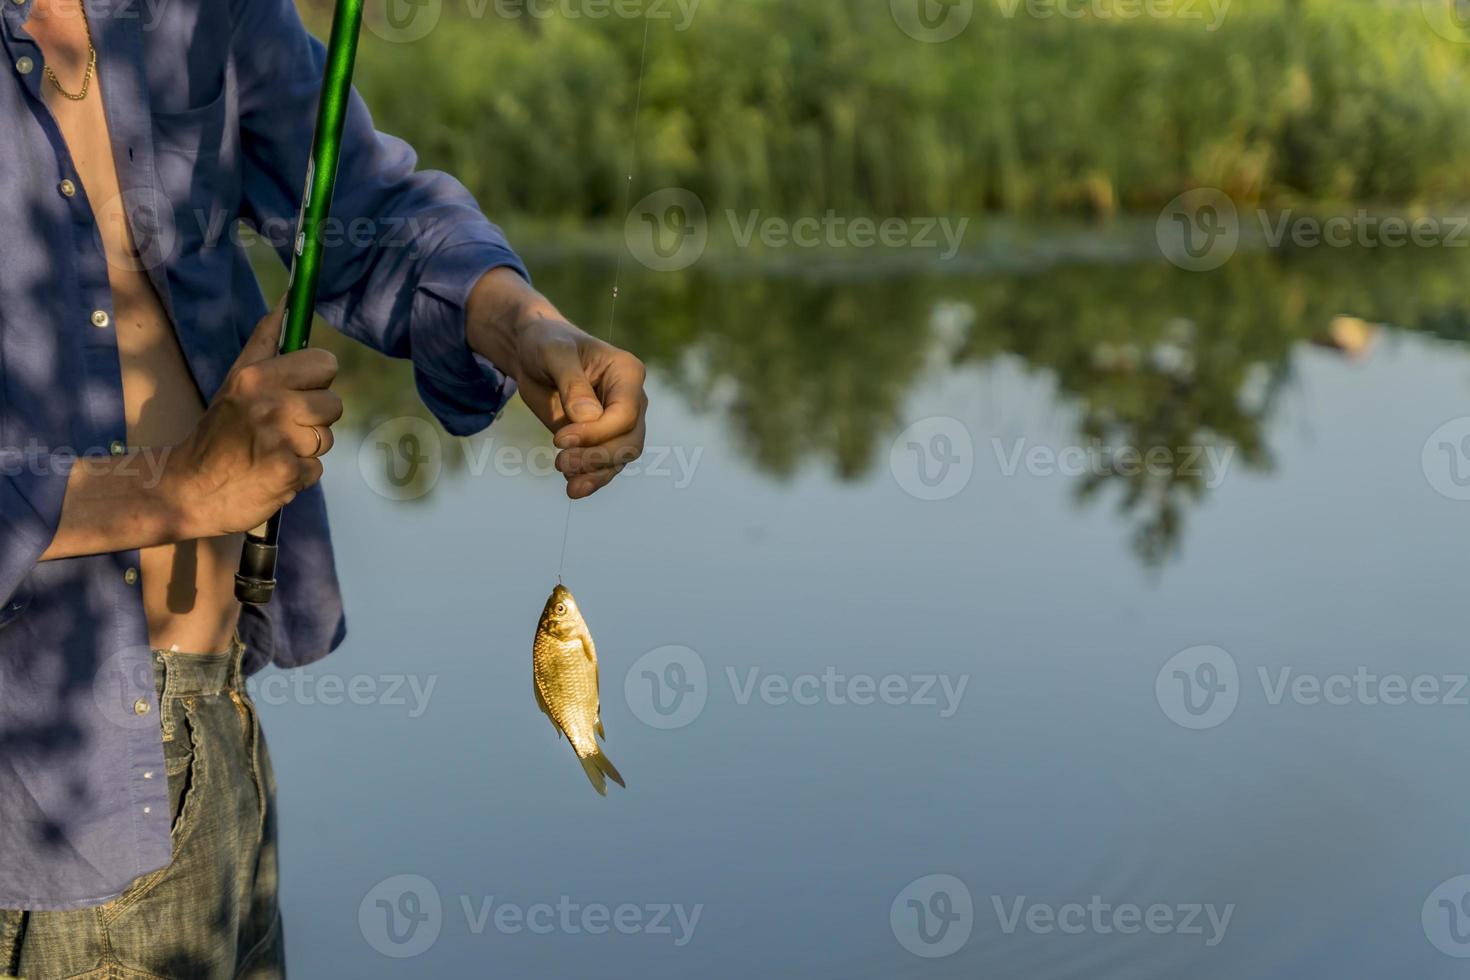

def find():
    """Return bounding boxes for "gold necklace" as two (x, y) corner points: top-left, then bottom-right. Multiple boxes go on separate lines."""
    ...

(44, 2), (97, 101)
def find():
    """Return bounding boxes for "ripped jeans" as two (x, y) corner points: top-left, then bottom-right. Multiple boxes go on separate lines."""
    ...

(0, 641), (283, 979)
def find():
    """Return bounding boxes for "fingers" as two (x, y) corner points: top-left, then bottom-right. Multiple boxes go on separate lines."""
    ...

(272, 390), (341, 457)
(566, 464), (624, 500)
(545, 345), (647, 498)
(543, 339), (604, 424)
(556, 395), (644, 498)
(237, 386), (341, 460)
(296, 456), (324, 490)
(252, 348), (339, 391)
(285, 424), (334, 460)
(556, 417), (645, 477)
(292, 389), (344, 426)
(237, 306), (285, 366)
(260, 453), (324, 508)
(554, 352), (646, 450)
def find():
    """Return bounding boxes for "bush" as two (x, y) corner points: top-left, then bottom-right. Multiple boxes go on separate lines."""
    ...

(335, 0), (1470, 219)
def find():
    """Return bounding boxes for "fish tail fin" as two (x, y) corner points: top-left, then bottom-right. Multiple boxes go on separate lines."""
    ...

(579, 748), (626, 796)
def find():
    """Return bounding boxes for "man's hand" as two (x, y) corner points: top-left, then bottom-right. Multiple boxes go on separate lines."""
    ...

(165, 308), (343, 537)
(40, 309), (342, 562)
(468, 268), (648, 499)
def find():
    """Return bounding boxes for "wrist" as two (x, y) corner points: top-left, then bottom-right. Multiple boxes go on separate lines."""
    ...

(150, 446), (206, 542)
(466, 266), (561, 381)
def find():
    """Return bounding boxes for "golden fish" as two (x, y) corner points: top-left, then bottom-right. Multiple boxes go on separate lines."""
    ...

(533, 584), (626, 795)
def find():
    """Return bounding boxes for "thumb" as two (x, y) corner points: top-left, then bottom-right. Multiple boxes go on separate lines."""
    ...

(545, 340), (603, 423)
(237, 306), (285, 367)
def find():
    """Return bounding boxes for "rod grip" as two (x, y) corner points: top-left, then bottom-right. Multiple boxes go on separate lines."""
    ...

(234, 513), (282, 605)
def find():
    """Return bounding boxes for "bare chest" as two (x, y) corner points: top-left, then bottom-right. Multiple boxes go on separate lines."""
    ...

(42, 81), (205, 443)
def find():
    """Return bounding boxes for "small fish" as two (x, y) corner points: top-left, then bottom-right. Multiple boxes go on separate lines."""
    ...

(533, 584), (625, 795)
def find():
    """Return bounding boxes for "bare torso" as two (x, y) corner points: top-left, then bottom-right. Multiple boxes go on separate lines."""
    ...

(28, 2), (241, 654)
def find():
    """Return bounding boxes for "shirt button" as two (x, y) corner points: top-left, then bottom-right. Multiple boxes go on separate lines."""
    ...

(133, 698), (150, 716)
(91, 309), (111, 328)
(123, 567), (138, 585)
(59, 179), (76, 198)
(143, 771), (154, 780)
(143, 806), (152, 814)
(109, 440), (125, 456)
(15, 56), (33, 75)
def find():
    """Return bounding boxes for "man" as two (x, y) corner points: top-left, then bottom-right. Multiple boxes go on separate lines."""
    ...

(0, 0), (648, 972)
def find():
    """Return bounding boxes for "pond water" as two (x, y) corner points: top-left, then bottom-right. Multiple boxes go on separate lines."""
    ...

(250, 241), (1470, 977)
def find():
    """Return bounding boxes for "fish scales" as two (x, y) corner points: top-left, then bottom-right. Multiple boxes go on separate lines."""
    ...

(532, 584), (626, 795)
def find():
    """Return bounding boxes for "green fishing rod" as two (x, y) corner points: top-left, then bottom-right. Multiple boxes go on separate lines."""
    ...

(236, 0), (366, 605)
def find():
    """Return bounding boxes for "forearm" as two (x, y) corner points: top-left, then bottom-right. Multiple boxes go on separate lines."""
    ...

(39, 452), (192, 561)
(466, 266), (566, 378)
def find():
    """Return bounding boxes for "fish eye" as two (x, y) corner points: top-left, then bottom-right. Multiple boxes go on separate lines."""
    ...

(555, 603), (566, 615)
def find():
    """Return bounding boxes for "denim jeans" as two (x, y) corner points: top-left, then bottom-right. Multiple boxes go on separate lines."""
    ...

(0, 641), (284, 979)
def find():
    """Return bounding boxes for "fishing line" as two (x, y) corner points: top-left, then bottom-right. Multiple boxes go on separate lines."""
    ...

(556, 14), (654, 583)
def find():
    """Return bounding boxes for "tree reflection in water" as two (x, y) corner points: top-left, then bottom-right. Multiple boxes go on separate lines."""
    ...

(259, 239), (1470, 568)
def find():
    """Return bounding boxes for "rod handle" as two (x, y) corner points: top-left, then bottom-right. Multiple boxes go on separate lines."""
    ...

(234, 511), (283, 605)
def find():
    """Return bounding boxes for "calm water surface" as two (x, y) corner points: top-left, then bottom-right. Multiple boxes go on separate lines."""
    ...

(251, 243), (1470, 977)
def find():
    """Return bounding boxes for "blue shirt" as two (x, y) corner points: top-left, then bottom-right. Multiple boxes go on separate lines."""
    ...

(0, 0), (526, 909)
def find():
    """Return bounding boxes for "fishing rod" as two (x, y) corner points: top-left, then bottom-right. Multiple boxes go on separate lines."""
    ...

(235, 0), (366, 605)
